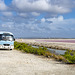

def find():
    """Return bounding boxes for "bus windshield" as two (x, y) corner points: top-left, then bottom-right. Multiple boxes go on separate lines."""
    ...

(0, 34), (14, 41)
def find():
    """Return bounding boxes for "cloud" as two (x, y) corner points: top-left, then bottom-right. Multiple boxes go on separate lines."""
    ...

(12, 0), (71, 14)
(50, 0), (75, 7)
(2, 22), (14, 29)
(47, 15), (64, 22)
(0, 14), (75, 38)
(0, 0), (75, 38)
(17, 13), (27, 17)
(41, 18), (46, 22)
(31, 12), (40, 16)
(2, 11), (13, 16)
(45, 16), (75, 31)
(0, 0), (8, 11)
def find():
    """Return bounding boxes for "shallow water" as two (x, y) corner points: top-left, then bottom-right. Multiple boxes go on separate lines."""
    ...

(47, 48), (66, 55)
(32, 45), (66, 55)
(32, 46), (39, 48)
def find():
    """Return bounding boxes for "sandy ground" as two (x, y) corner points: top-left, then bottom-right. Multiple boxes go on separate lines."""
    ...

(0, 50), (75, 75)
(16, 39), (75, 50)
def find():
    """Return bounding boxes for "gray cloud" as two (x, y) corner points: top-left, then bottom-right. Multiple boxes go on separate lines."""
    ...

(2, 11), (13, 16)
(12, 0), (71, 13)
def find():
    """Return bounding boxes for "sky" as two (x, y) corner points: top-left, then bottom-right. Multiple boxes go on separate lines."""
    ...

(0, 0), (75, 38)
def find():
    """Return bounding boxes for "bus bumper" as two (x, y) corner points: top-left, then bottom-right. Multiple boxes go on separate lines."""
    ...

(0, 45), (14, 50)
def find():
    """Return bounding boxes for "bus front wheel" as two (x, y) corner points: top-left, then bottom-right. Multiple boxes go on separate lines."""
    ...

(10, 49), (12, 50)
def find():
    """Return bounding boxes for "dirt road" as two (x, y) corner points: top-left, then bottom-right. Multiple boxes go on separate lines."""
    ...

(0, 50), (75, 75)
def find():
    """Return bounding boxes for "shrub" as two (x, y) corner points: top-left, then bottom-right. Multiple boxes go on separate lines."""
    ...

(63, 50), (75, 63)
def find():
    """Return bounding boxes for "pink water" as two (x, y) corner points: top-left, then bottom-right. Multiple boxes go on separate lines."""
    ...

(36, 39), (75, 43)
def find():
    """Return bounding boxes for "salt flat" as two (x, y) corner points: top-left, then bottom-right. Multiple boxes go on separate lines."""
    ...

(16, 39), (75, 50)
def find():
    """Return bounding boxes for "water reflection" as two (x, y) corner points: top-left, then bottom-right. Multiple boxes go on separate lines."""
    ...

(32, 45), (66, 55)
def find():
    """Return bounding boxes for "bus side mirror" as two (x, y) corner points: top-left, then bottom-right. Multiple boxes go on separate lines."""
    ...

(14, 38), (15, 41)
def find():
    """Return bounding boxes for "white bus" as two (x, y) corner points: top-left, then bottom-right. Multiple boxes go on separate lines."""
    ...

(0, 31), (15, 50)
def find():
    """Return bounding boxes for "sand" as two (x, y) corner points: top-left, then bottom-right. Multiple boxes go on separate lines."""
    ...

(0, 50), (75, 75)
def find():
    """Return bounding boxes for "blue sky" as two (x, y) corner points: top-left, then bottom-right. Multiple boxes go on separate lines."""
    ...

(0, 0), (75, 38)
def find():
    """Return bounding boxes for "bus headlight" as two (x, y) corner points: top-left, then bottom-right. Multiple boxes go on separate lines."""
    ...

(0, 45), (3, 48)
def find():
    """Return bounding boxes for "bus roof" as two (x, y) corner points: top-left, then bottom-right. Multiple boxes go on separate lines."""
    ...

(0, 31), (13, 35)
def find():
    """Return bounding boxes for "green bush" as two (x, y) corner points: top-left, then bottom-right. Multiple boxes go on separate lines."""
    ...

(63, 50), (75, 63)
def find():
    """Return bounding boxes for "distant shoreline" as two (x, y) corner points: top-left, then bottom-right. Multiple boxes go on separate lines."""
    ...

(15, 38), (75, 39)
(16, 39), (75, 50)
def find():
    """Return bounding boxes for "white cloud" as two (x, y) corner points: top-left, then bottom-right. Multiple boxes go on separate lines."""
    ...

(2, 12), (13, 16)
(1, 14), (75, 33)
(0, 0), (8, 11)
(58, 16), (64, 21)
(2, 22), (14, 29)
(12, 0), (71, 14)
(47, 15), (64, 22)
(41, 18), (46, 22)
(31, 12), (40, 16)
(18, 13), (27, 17)
(46, 17), (75, 31)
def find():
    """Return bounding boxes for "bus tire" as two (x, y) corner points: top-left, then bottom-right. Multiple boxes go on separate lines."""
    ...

(10, 49), (12, 50)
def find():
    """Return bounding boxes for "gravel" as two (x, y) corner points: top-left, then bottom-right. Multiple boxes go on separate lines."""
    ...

(0, 50), (75, 75)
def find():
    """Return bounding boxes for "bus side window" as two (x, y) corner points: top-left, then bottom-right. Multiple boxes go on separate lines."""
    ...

(2, 36), (6, 40)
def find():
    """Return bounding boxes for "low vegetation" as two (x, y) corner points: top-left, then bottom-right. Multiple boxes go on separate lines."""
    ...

(14, 41), (75, 64)
(63, 50), (75, 64)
